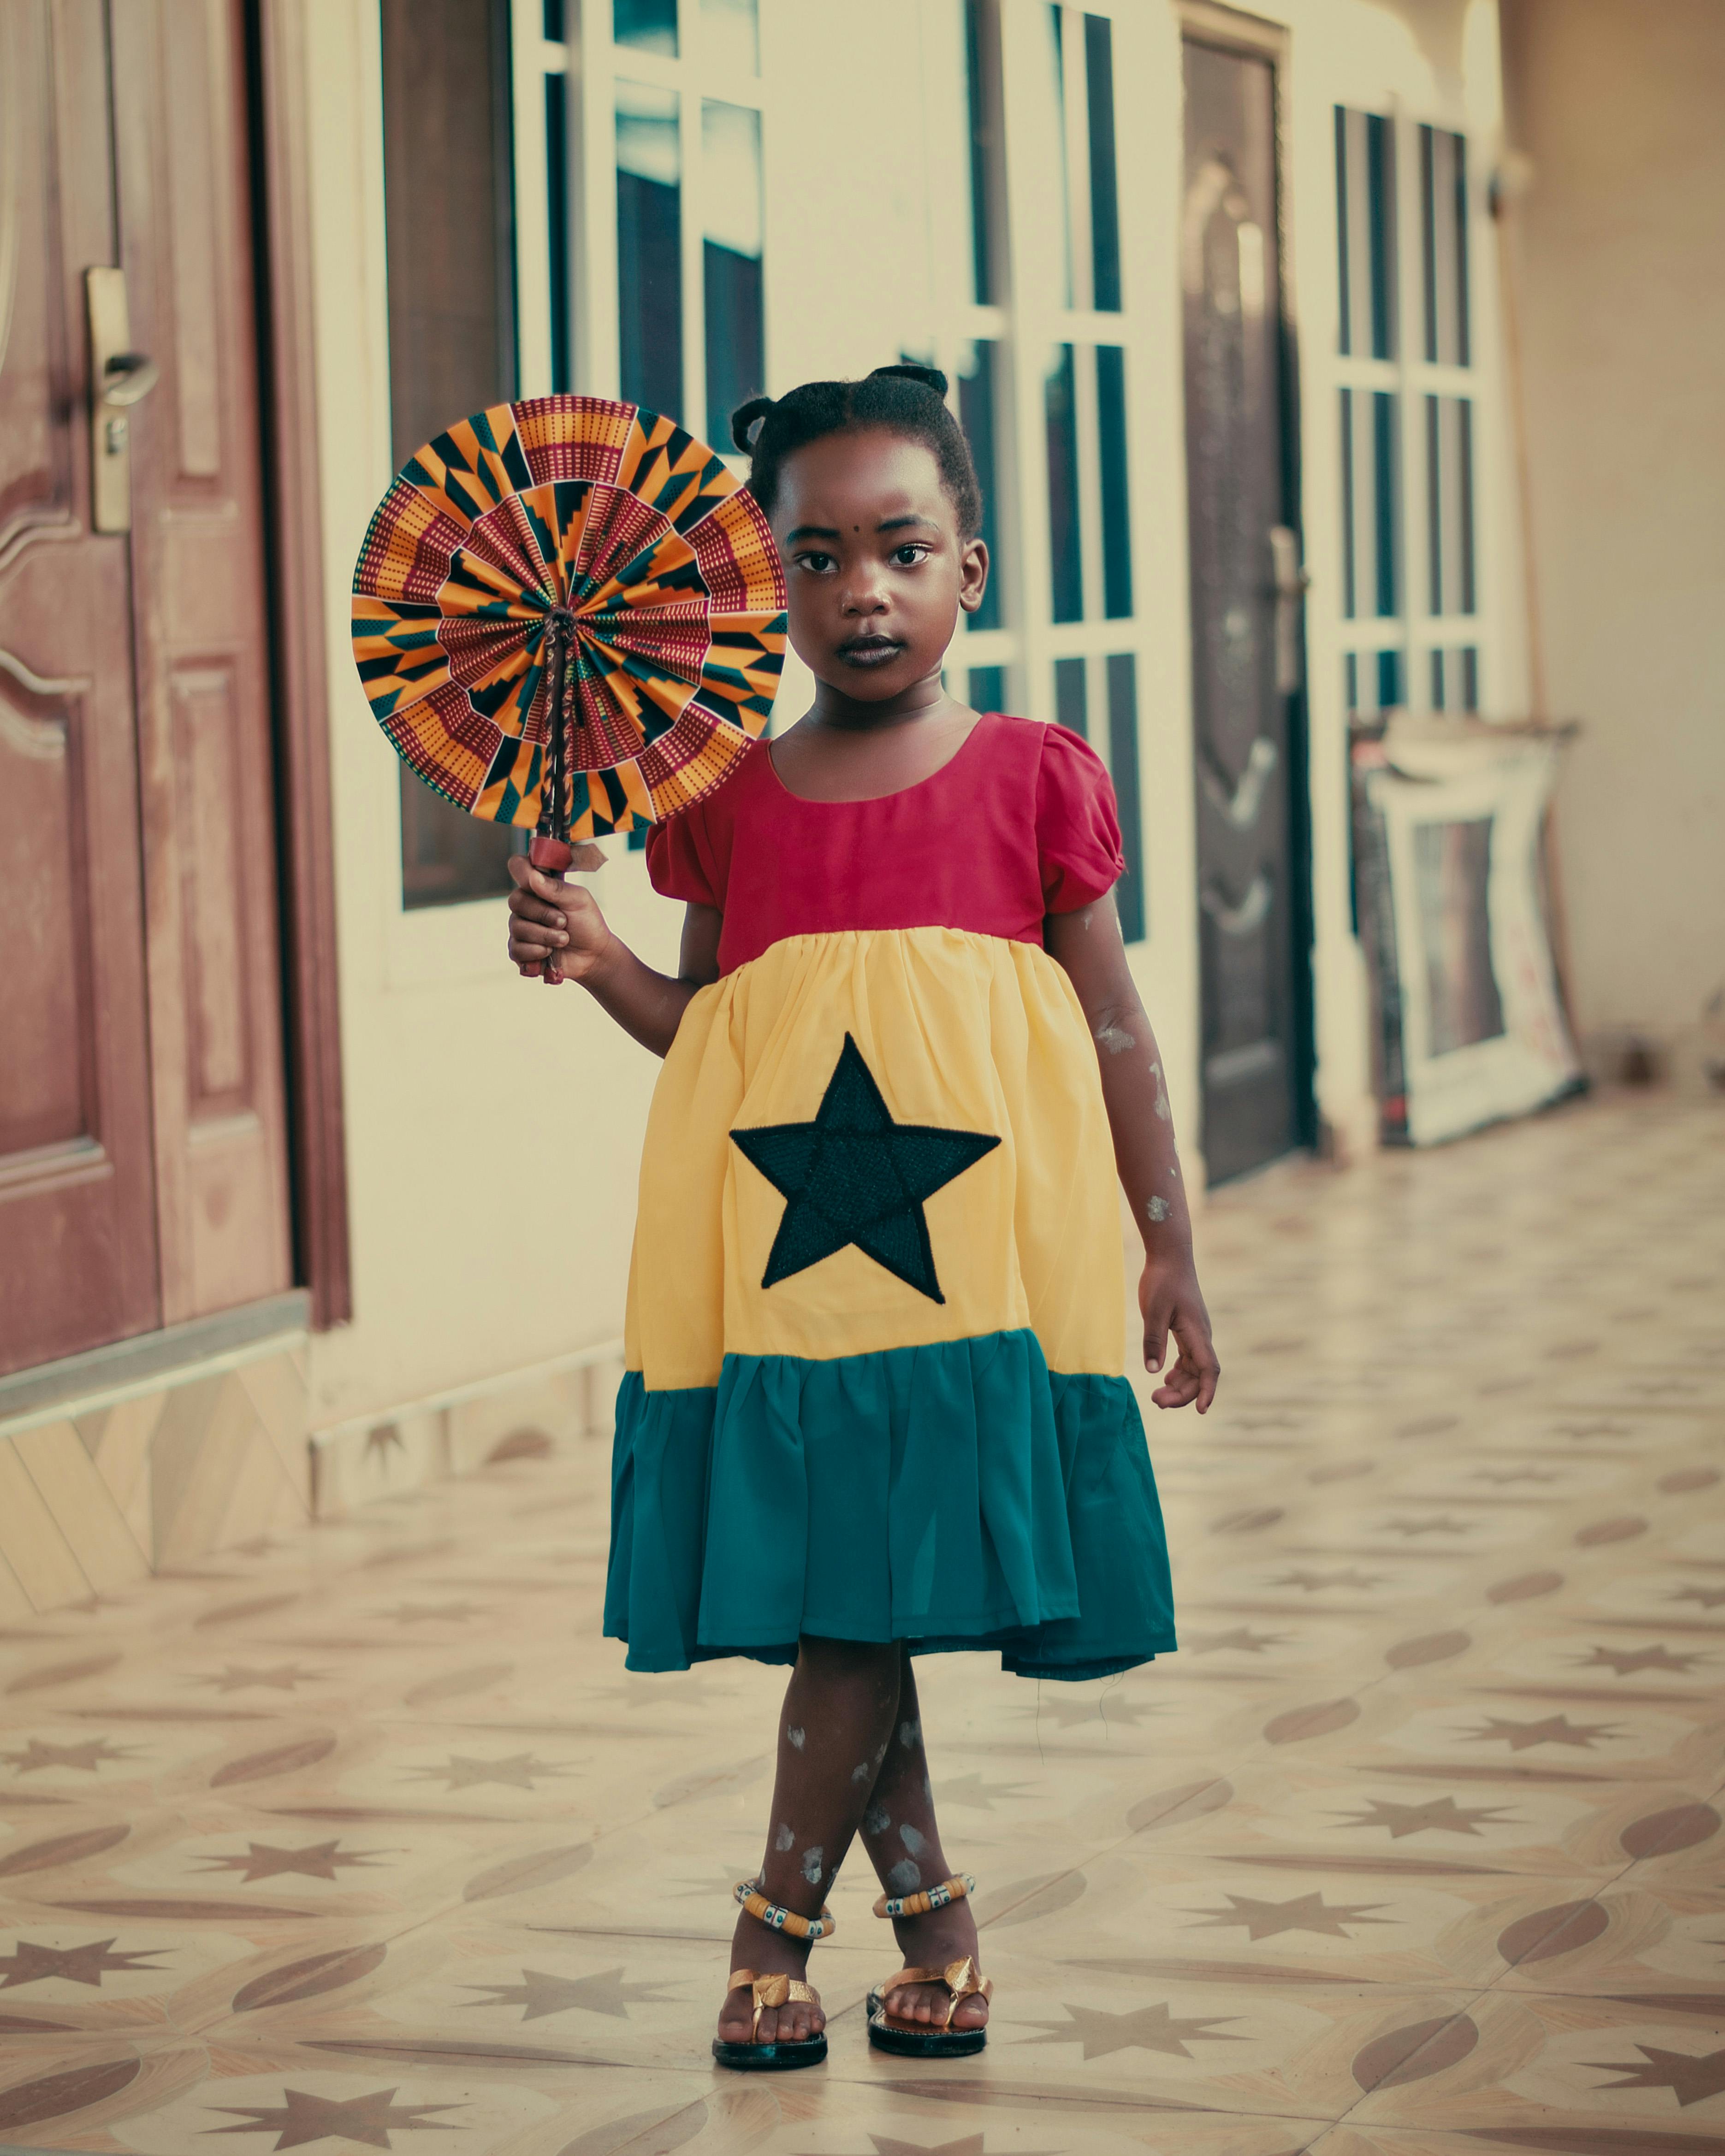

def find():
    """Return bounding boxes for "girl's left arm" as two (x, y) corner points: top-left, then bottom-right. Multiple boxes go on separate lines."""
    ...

(1045, 895), (1221, 1412)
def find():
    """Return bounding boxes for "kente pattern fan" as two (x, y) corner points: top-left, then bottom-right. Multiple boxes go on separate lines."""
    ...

(351, 396), (785, 840)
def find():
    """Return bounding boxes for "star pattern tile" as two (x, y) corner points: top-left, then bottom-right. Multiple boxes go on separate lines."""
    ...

(1333, 1796), (1518, 1839)
(1185, 1891), (1395, 1941)
(461, 1966), (677, 2020)
(1019, 1998), (1244, 2058)
(0, 1737), (139, 1773)
(403, 1752), (573, 1790)
(1463, 1713), (1619, 1750)
(0, 1937), (170, 1988)
(207, 2088), (460, 2149)
(192, 1664), (329, 1693)
(1588, 2043), (1725, 2107)
(194, 1840), (394, 1883)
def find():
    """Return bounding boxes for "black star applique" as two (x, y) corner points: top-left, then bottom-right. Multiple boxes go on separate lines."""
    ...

(730, 1034), (999, 1304)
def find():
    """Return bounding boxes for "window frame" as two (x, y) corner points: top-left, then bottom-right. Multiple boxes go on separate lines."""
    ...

(1333, 104), (1493, 718)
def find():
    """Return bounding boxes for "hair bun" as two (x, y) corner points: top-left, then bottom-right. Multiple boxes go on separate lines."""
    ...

(730, 394), (777, 454)
(869, 361), (949, 398)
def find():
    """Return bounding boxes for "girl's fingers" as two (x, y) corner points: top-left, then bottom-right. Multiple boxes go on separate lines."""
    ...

(509, 920), (568, 950)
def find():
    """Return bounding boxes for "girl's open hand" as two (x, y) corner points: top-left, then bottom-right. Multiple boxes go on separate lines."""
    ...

(506, 846), (611, 982)
(1139, 1258), (1220, 1413)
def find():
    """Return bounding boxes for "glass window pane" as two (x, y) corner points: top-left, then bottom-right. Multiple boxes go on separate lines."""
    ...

(1083, 14), (1121, 311)
(701, 0), (758, 72)
(1372, 389), (1398, 617)
(544, 0), (565, 37)
(546, 76), (570, 391)
(1038, 4), (1073, 307)
(1334, 106), (1396, 360)
(1376, 647), (1402, 710)
(1339, 385), (1399, 622)
(1421, 124), (1470, 366)
(616, 80), (682, 417)
(1096, 343), (1132, 618)
(702, 100), (764, 446)
(1106, 653), (1145, 942)
(957, 339), (1003, 630)
(963, 0), (1002, 304)
(1054, 655), (1086, 738)
(1425, 393), (1475, 617)
(968, 663), (1007, 713)
(1044, 344), (1082, 623)
(615, 0), (677, 56)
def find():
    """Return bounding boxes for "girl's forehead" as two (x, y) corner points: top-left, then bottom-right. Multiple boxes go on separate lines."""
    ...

(776, 430), (949, 514)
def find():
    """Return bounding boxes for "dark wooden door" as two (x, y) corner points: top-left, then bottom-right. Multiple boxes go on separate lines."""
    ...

(0, 0), (291, 1376)
(1181, 34), (1310, 1185)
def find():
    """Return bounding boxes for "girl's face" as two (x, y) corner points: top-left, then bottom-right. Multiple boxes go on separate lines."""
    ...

(771, 430), (989, 703)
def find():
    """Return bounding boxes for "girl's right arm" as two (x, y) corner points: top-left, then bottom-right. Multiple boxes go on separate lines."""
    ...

(505, 851), (720, 1058)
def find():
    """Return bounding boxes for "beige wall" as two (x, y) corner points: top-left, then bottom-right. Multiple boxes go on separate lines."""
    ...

(1501, 0), (1725, 1055)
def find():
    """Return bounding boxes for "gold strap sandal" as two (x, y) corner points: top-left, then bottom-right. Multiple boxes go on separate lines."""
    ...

(866, 1872), (991, 2057)
(711, 1880), (830, 2072)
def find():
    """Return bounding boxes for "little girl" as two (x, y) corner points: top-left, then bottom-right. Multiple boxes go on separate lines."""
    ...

(506, 365), (1219, 2071)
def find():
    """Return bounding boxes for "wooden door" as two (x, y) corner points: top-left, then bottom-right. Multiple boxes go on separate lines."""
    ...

(111, 0), (292, 1323)
(0, 0), (291, 1378)
(0, 0), (161, 1373)
(1181, 32), (1311, 1184)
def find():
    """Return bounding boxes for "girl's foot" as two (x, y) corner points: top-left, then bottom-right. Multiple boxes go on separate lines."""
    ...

(716, 1914), (826, 2049)
(881, 1896), (988, 2030)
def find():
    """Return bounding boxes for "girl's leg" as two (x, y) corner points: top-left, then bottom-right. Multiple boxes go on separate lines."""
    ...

(717, 1635), (901, 2048)
(857, 1649), (988, 2029)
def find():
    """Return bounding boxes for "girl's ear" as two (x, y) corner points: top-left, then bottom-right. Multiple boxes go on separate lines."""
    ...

(958, 536), (990, 615)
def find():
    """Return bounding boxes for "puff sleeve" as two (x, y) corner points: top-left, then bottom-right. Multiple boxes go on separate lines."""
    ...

(1037, 722), (1126, 913)
(644, 797), (726, 910)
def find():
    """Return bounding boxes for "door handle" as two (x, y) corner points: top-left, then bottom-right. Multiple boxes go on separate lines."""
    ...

(1268, 524), (1310, 695)
(86, 269), (157, 533)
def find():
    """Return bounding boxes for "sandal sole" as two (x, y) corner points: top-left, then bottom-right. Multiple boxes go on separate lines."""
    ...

(866, 1992), (988, 2057)
(711, 2033), (827, 2072)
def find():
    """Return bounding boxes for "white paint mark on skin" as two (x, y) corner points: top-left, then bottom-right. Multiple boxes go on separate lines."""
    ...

(922, 1774), (933, 1802)
(899, 1719), (921, 1750)
(900, 1822), (927, 1856)
(1146, 1196), (1171, 1223)
(1096, 1023), (1136, 1056)
(851, 1760), (871, 1784)
(864, 1802), (890, 1836)
(1150, 1060), (1173, 1122)
(801, 1846), (824, 1884)
(1170, 1162), (1180, 1180)
(775, 1822), (795, 1853)
(787, 1726), (805, 1750)
(888, 1857), (922, 1893)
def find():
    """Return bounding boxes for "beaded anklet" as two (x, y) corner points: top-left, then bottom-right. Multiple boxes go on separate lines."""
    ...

(871, 1871), (976, 1921)
(734, 1878), (838, 1941)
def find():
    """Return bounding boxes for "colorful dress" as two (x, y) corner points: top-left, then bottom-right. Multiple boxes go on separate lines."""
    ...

(604, 712), (1176, 1679)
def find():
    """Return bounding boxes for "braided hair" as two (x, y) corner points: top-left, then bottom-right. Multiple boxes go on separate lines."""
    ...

(730, 364), (984, 540)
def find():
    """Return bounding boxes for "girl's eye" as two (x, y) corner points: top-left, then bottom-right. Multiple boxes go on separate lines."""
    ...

(794, 551), (836, 574)
(891, 544), (931, 567)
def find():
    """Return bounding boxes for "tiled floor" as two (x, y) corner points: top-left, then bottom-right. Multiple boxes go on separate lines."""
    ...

(0, 1090), (1721, 2156)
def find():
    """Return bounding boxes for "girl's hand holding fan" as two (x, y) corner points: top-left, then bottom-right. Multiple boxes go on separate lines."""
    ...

(506, 845), (609, 983)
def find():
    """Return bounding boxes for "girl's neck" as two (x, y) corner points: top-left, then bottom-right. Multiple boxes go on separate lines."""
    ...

(803, 668), (952, 735)
(770, 674), (980, 804)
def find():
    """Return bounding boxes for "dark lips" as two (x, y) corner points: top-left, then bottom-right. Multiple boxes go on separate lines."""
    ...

(837, 638), (904, 666)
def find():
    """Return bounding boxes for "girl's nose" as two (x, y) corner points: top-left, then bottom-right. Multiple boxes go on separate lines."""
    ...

(841, 571), (889, 614)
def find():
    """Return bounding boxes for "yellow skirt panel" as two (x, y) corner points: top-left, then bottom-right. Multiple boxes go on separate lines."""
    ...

(628, 927), (1125, 1389)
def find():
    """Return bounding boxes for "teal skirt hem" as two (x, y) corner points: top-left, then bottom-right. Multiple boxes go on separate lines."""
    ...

(602, 1329), (1176, 1681)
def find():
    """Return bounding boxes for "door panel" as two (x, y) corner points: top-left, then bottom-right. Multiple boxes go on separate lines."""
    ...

(0, 0), (161, 1373)
(1181, 35), (1306, 1184)
(112, 0), (293, 1322)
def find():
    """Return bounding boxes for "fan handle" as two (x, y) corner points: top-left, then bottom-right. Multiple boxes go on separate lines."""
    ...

(528, 833), (572, 986)
(531, 604), (578, 986)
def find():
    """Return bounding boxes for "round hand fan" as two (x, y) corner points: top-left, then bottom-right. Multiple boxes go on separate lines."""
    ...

(351, 395), (785, 978)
